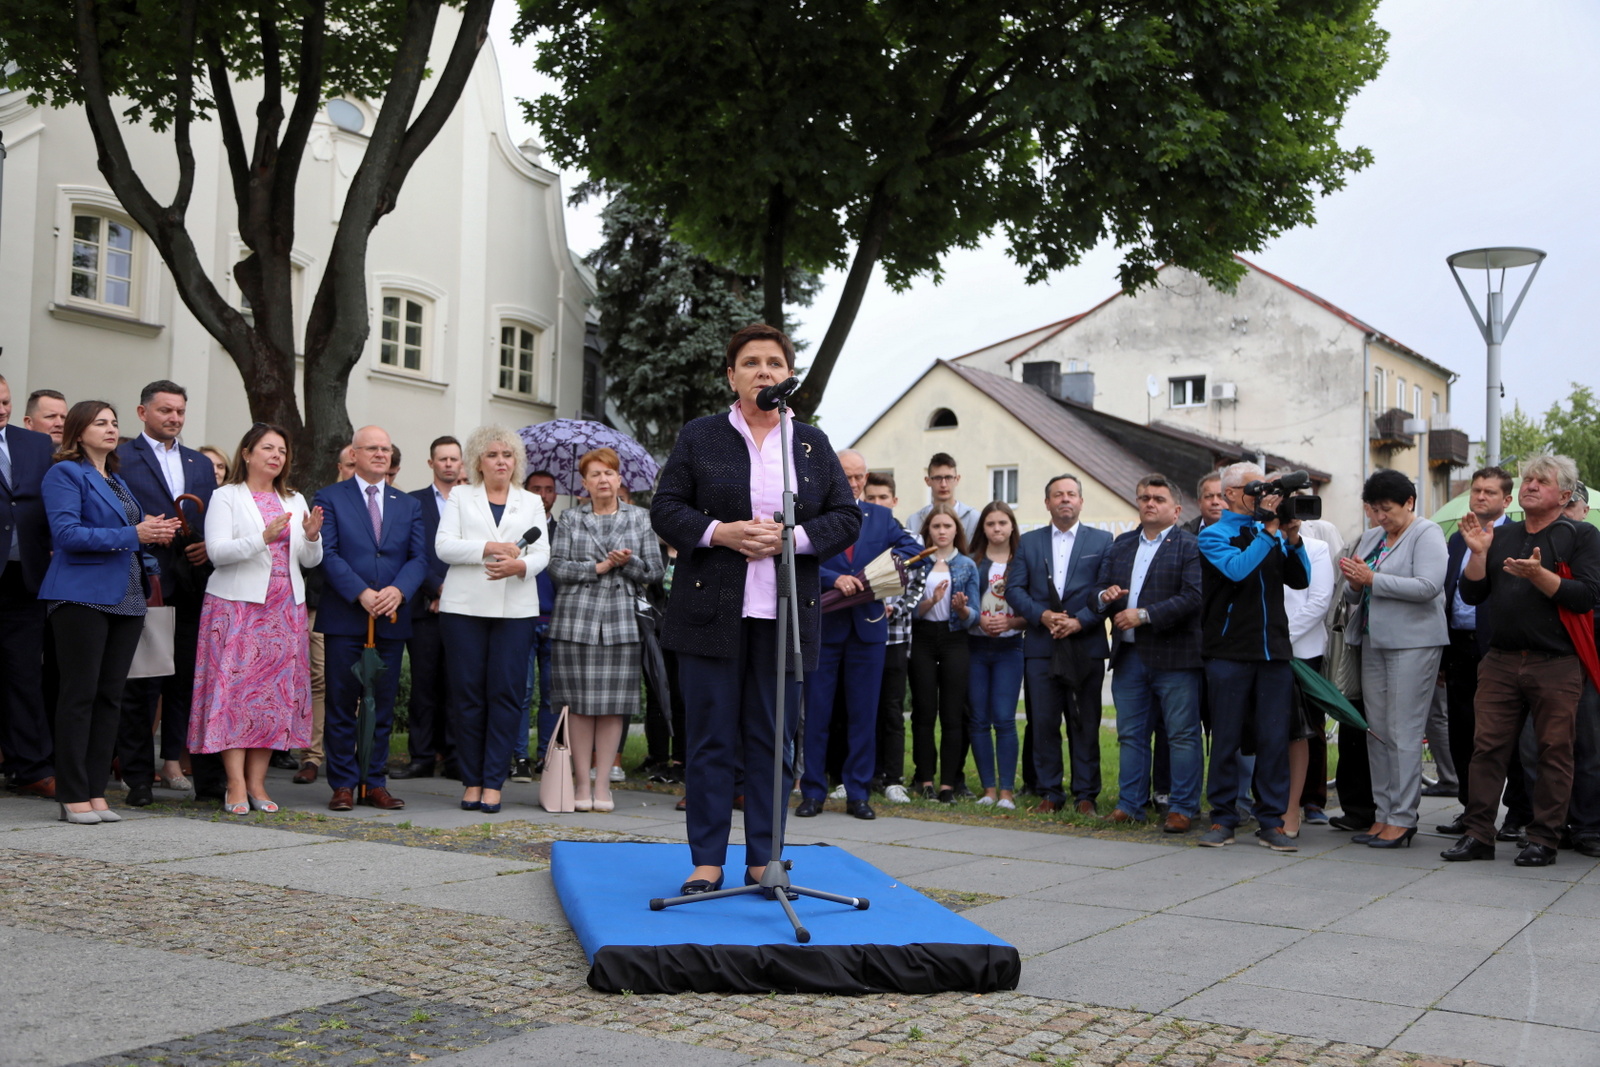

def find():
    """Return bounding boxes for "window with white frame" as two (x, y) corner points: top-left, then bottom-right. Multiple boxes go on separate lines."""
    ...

(379, 292), (428, 373)
(1395, 376), (1407, 411)
(1169, 375), (1206, 408)
(69, 213), (137, 310)
(990, 466), (1019, 505)
(1373, 368), (1386, 412)
(498, 323), (540, 397)
(1413, 384), (1423, 417)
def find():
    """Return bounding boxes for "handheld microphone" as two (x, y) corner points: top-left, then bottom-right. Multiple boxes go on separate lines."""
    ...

(516, 526), (542, 550)
(756, 376), (802, 411)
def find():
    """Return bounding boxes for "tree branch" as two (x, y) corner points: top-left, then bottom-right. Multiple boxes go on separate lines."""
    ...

(272, 0), (326, 233)
(168, 0), (201, 217)
(384, 0), (494, 212)
(204, 32), (252, 214)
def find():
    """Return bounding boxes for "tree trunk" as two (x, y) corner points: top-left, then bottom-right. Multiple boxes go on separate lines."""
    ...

(762, 184), (787, 328)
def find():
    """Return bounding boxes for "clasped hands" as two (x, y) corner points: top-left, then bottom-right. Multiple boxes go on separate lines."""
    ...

(358, 586), (404, 618)
(1039, 609), (1082, 639)
(714, 518), (783, 560)
(482, 540), (528, 581)
(1097, 584), (1144, 631)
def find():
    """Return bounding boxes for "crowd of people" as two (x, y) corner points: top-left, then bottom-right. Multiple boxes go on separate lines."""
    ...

(3, 341), (1599, 881)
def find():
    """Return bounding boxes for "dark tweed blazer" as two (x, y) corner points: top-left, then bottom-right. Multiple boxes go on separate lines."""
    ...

(650, 412), (861, 671)
(1092, 525), (1204, 671)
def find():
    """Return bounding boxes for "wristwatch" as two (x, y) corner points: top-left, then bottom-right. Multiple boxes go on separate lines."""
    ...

(1137, 608), (1150, 626)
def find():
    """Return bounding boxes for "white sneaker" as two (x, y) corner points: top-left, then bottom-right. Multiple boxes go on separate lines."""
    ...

(976, 795), (996, 806)
(997, 798), (1016, 810)
(829, 784), (847, 800)
(884, 784), (911, 804)
(589, 768), (597, 780)
(610, 764), (625, 783)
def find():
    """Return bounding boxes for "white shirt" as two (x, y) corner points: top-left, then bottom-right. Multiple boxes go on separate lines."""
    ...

(1051, 521), (1078, 599)
(1451, 514), (1506, 630)
(142, 431), (184, 499)
(1122, 524), (1173, 643)
(1284, 536), (1335, 658)
(355, 475), (387, 523)
(432, 484), (450, 515)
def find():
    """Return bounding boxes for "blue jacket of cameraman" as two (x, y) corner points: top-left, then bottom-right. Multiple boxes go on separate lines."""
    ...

(1198, 511), (1310, 662)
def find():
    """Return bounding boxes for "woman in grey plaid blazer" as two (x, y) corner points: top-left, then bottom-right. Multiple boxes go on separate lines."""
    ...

(548, 448), (663, 811)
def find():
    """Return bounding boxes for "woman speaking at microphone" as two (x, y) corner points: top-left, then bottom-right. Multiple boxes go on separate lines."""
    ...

(435, 426), (551, 813)
(650, 324), (861, 897)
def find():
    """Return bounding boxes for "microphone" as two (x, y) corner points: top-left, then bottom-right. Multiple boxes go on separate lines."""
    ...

(756, 376), (802, 411)
(516, 526), (542, 549)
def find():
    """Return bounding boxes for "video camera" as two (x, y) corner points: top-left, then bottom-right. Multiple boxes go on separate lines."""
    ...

(1243, 469), (1322, 524)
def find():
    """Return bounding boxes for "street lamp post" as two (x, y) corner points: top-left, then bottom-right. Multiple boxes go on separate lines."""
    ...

(1446, 247), (1546, 467)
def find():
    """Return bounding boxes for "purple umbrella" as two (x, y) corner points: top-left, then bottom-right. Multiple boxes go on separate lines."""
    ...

(517, 420), (660, 496)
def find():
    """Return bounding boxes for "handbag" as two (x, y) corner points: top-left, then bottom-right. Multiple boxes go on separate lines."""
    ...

(1322, 545), (1363, 700)
(128, 564), (176, 679)
(539, 705), (576, 813)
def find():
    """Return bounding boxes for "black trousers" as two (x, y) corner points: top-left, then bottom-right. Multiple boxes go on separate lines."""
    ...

(1024, 653), (1105, 806)
(643, 647), (687, 766)
(909, 621), (970, 789)
(874, 642), (910, 786)
(0, 562), (53, 784)
(1336, 714), (1374, 825)
(404, 612), (453, 764)
(52, 605), (143, 803)
(117, 594), (223, 794)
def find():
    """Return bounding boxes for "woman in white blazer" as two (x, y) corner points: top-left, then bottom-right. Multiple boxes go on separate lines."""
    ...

(188, 424), (323, 815)
(436, 425), (551, 813)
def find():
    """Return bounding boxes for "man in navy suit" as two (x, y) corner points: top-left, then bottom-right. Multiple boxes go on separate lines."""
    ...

(1093, 475), (1204, 832)
(393, 435), (461, 780)
(796, 449), (924, 820)
(0, 376), (58, 798)
(314, 424), (427, 811)
(115, 380), (220, 805)
(1007, 475), (1113, 813)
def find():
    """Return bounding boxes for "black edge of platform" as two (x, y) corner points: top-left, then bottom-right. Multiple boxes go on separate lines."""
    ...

(588, 942), (1021, 995)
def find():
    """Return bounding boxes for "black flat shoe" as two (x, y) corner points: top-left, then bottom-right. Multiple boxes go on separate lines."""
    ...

(1368, 827), (1417, 849)
(1515, 842), (1558, 867)
(126, 783), (154, 807)
(1497, 822), (1528, 843)
(390, 758), (436, 780)
(679, 875), (724, 895)
(794, 797), (823, 818)
(479, 802), (502, 814)
(1327, 813), (1367, 832)
(846, 799), (876, 820)
(460, 800), (481, 811)
(1441, 835), (1495, 861)
(1436, 816), (1466, 835)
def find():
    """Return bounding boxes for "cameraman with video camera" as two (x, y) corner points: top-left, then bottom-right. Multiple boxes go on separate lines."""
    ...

(1196, 462), (1311, 852)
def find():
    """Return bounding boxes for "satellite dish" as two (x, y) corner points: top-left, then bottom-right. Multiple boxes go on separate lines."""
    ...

(1146, 375), (1161, 399)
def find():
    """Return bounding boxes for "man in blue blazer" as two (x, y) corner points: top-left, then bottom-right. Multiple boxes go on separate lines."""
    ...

(1092, 475), (1204, 831)
(314, 425), (427, 811)
(114, 381), (220, 805)
(0, 376), (58, 798)
(1006, 475), (1113, 813)
(797, 449), (924, 820)
(393, 435), (461, 781)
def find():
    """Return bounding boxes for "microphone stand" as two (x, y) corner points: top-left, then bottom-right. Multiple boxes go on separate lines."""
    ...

(650, 390), (870, 942)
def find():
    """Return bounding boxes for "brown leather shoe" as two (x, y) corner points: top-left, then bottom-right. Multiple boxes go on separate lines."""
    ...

(328, 787), (354, 811)
(360, 786), (405, 810)
(1032, 798), (1060, 814)
(12, 776), (57, 799)
(675, 795), (688, 812)
(1108, 808), (1134, 823)
(1163, 812), (1192, 834)
(293, 761), (319, 784)
(1075, 800), (1096, 816)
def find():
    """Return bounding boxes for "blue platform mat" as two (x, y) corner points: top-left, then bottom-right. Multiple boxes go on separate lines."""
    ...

(551, 841), (1020, 994)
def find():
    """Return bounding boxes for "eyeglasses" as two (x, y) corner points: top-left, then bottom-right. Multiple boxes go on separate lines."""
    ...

(928, 474), (958, 483)
(356, 445), (393, 455)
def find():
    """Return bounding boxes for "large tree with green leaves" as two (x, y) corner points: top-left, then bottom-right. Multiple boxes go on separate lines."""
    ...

(517, 0), (1387, 419)
(1543, 383), (1600, 486)
(587, 190), (819, 455)
(0, 0), (493, 484)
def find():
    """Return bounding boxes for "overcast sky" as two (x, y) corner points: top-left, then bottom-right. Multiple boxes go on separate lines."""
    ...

(490, 0), (1599, 447)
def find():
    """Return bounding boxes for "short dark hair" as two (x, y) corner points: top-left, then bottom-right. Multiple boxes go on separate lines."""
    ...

(865, 471), (896, 495)
(724, 323), (796, 371)
(1196, 471), (1222, 496)
(26, 389), (66, 416)
(388, 443), (402, 470)
(139, 380), (187, 406)
(1470, 465), (1514, 495)
(919, 502), (970, 555)
(55, 400), (121, 472)
(1044, 474), (1082, 498)
(927, 452), (957, 473)
(1137, 474), (1174, 495)
(1362, 468), (1416, 508)
(428, 435), (460, 459)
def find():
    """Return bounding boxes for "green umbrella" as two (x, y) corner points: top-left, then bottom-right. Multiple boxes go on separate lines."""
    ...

(1291, 658), (1373, 736)
(1431, 478), (1600, 537)
(352, 615), (389, 800)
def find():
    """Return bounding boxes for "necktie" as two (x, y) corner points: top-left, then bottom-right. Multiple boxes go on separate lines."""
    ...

(366, 484), (383, 542)
(0, 431), (12, 490)
(845, 544), (854, 564)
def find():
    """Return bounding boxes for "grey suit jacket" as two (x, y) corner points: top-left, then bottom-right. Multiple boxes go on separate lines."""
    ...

(547, 501), (664, 644)
(1344, 516), (1448, 650)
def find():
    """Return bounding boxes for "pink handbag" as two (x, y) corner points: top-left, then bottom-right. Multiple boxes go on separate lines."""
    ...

(539, 706), (576, 813)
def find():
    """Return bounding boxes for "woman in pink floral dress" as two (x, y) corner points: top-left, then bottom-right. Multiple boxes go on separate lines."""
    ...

(188, 424), (323, 814)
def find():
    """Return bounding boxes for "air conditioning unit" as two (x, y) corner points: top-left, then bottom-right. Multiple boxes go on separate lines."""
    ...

(1208, 382), (1238, 403)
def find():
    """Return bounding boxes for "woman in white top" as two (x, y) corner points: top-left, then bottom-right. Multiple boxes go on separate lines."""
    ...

(435, 425), (551, 813)
(1281, 532), (1335, 834)
(189, 424), (323, 815)
(966, 502), (1028, 809)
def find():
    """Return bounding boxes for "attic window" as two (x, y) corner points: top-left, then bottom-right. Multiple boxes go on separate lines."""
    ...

(928, 408), (958, 429)
(326, 99), (365, 133)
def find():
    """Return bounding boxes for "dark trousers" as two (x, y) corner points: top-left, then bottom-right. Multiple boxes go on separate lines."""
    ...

(1336, 718), (1374, 824)
(1294, 653), (1329, 811)
(117, 595), (222, 793)
(52, 605), (143, 803)
(323, 633), (405, 790)
(680, 619), (799, 869)
(1020, 671), (1038, 793)
(404, 612), (452, 764)
(643, 645), (687, 766)
(909, 620), (971, 789)
(0, 562), (53, 784)
(1463, 649), (1584, 849)
(1569, 681), (1600, 836)
(1206, 658), (1294, 830)
(803, 635), (885, 801)
(523, 622), (554, 759)
(1444, 628), (1482, 807)
(440, 613), (533, 791)
(874, 642), (910, 786)
(1024, 654), (1105, 806)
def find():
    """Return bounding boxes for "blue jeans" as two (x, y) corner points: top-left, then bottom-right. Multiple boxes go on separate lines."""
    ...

(1205, 658), (1293, 830)
(968, 636), (1023, 791)
(1110, 645), (1202, 818)
(518, 620), (553, 760)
